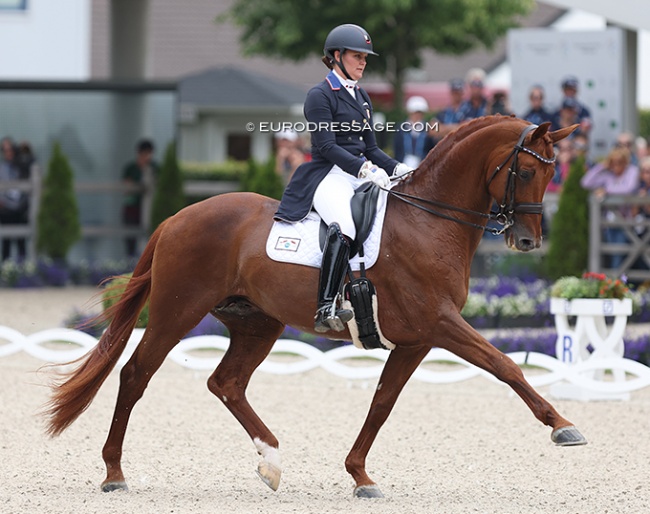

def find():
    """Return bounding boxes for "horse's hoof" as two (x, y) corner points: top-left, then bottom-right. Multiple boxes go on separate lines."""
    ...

(256, 461), (281, 491)
(552, 426), (588, 446)
(101, 481), (129, 493)
(354, 484), (384, 498)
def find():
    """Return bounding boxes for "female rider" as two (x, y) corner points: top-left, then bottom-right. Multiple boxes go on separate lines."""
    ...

(274, 24), (412, 333)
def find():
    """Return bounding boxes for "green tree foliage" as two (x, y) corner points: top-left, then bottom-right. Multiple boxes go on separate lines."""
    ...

(220, 0), (533, 109)
(240, 157), (285, 200)
(36, 143), (81, 260)
(150, 142), (186, 232)
(545, 156), (589, 279)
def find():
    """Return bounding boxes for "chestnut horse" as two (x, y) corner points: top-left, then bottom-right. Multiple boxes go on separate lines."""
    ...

(46, 116), (585, 499)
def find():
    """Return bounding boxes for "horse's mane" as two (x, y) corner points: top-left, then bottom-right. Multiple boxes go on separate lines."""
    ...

(421, 115), (521, 172)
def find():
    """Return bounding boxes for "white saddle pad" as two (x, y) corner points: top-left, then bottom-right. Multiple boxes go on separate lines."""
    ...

(266, 190), (389, 270)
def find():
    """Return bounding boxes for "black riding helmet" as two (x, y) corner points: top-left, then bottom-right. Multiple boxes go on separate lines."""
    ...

(323, 24), (377, 80)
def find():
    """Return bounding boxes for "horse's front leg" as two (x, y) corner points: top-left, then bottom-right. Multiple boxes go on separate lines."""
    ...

(345, 344), (431, 498)
(439, 312), (587, 446)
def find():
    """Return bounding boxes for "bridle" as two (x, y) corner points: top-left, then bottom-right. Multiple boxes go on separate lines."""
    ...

(386, 123), (556, 236)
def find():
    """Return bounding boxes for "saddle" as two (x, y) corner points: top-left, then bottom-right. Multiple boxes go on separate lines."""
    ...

(319, 182), (388, 351)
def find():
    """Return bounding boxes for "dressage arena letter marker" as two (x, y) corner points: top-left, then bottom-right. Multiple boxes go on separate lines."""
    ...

(275, 237), (301, 252)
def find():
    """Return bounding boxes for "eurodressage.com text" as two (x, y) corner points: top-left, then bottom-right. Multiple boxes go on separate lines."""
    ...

(246, 121), (440, 133)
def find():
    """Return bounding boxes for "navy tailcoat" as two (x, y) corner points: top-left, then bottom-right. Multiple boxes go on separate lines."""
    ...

(274, 71), (398, 222)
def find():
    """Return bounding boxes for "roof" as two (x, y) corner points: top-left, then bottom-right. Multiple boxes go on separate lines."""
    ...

(178, 66), (306, 109)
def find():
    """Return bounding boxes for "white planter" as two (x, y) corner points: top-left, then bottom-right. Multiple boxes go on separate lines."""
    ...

(549, 297), (633, 401)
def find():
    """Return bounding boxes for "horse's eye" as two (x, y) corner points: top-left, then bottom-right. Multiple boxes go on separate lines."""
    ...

(519, 169), (533, 181)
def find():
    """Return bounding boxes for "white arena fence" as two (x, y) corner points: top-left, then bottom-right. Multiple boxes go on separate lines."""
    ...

(2, 325), (650, 395)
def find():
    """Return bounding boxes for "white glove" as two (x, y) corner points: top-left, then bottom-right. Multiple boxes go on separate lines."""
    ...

(358, 161), (390, 188)
(393, 162), (414, 179)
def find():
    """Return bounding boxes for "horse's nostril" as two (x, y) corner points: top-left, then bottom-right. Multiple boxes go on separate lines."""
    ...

(519, 238), (537, 251)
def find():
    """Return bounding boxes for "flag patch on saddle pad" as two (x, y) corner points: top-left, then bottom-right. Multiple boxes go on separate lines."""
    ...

(265, 189), (389, 270)
(275, 237), (301, 252)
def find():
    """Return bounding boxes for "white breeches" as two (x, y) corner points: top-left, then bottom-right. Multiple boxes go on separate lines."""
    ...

(313, 165), (367, 240)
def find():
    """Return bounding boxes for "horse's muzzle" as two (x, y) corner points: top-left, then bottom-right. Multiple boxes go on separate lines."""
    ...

(506, 227), (541, 252)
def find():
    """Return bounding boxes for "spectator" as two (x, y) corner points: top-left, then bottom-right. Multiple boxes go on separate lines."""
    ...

(572, 133), (593, 167)
(15, 141), (35, 179)
(632, 156), (650, 230)
(274, 130), (306, 184)
(394, 95), (435, 168)
(581, 147), (639, 269)
(0, 137), (28, 261)
(551, 97), (581, 136)
(433, 78), (466, 140)
(559, 76), (592, 136)
(458, 68), (488, 120)
(631, 157), (650, 271)
(635, 136), (648, 162)
(615, 131), (638, 166)
(487, 91), (512, 116)
(547, 138), (575, 194)
(522, 85), (552, 126)
(122, 139), (159, 258)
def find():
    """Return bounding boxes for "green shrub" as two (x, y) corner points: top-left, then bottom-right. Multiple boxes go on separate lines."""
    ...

(240, 157), (284, 200)
(639, 109), (650, 141)
(102, 273), (149, 328)
(151, 142), (186, 232)
(545, 156), (589, 279)
(36, 143), (81, 261)
(181, 160), (248, 181)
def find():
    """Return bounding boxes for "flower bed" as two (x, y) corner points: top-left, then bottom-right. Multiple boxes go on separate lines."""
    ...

(3, 258), (648, 365)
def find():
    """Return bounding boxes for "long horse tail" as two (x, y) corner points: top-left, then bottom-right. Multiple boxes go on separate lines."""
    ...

(44, 221), (166, 437)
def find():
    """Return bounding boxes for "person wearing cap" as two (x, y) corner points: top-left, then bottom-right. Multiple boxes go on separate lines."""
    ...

(274, 24), (414, 333)
(458, 68), (488, 120)
(394, 95), (435, 168)
(433, 78), (466, 140)
(559, 76), (592, 134)
(522, 85), (552, 126)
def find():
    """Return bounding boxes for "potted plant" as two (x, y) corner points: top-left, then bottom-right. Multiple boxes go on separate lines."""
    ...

(550, 272), (633, 318)
(549, 272), (633, 401)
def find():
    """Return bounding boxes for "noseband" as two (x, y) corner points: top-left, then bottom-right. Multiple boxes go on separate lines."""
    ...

(387, 123), (556, 235)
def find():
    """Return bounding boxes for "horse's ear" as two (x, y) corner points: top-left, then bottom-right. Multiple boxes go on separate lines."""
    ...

(549, 123), (580, 143)
(529, 121), (551, 142)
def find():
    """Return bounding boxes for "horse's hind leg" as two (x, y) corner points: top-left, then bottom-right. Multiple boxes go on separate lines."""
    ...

(440, 313), (587, 446)
(100, 303), (212, 492)
(207, 303), (285, 491)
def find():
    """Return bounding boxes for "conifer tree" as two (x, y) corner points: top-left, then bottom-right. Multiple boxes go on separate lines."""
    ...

(545, 155), (589, 279)
(36, 143), (81, 260)
(150, 142), (186, 232)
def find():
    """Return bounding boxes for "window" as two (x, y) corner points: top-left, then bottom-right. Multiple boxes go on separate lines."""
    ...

(0, 0), (27, 10)
(227, 134), (251, 161)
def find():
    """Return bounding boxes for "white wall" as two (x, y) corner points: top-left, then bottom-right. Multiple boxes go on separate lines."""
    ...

(0, 0), (90, 80)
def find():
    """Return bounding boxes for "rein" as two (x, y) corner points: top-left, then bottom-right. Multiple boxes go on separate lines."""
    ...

(387, 123), (556, 236)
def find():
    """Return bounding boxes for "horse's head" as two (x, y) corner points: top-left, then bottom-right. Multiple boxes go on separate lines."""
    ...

(486, 120), (578, 251)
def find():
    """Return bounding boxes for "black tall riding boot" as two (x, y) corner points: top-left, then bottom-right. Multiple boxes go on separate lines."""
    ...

(314, 223), (354, 333)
